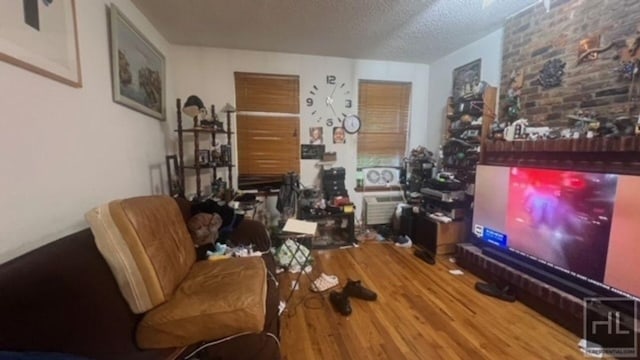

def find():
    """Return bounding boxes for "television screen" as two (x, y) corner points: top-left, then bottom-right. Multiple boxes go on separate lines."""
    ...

(473, 165), (640, 302)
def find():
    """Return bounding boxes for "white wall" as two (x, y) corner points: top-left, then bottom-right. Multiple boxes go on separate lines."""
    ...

(0, 0), (173, 263)
(170, 46), (430, 220)
(427, 28), (504, 150)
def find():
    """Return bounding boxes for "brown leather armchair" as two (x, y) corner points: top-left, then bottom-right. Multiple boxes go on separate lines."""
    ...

(85, 196), (275, 352)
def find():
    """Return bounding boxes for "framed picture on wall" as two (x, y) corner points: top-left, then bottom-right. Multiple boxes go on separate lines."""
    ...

(452, 59), (481, 100)
(165, 155), (182, 197)
(0, 0), (82, 87)
(109, 4), (166, 120)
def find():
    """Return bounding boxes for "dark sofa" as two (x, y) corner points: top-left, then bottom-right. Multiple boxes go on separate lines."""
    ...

(0, 216), (280, 360)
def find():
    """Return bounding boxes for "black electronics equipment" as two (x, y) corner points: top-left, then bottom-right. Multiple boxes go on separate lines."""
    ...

(455, 100), (483, 116)
(322, 167), (347, 200)
(424, 176), (465, 192)
(423, 197), (467, 220)
(399, 206), (413, 236)
(323, 167), (346, 181)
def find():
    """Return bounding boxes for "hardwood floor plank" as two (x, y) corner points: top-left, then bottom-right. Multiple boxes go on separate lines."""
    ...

(280, 242), (581, 359)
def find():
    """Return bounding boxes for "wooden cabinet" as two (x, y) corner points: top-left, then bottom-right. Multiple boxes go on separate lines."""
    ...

(412, 212), (465, 255)
(175, 98), (235, 199)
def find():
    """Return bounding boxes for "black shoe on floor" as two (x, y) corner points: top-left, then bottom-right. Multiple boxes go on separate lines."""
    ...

(329, 291), (352, 316)
(475, 282), (516, 302)
(343, 279), (377, 301)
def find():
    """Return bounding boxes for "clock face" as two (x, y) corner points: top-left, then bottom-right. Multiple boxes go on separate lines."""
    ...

(343, 114), (361, 134)
(306, 75), (353, 127)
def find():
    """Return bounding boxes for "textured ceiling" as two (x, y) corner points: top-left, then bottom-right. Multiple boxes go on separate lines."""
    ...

(132, 0), (538, 64)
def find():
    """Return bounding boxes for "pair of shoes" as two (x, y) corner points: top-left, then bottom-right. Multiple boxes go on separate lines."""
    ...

(329, 279), (377, 316)
(395, 235), (412, 248)
(310, 273), (339, 292)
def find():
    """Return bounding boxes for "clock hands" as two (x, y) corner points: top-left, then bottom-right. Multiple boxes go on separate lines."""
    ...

(329, 103), (338, 119)
(330, 83), (338, 98)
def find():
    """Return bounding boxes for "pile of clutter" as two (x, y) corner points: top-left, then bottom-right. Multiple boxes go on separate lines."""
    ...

(205, 243), (263, 261)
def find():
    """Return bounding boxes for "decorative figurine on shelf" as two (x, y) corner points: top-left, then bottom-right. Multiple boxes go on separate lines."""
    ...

(200, 104), (225, 131)
(182, 95), (207, 127)
(567, 110), (599, 138)
(210, 147), (221, 166)
(503, 118), (528, 141)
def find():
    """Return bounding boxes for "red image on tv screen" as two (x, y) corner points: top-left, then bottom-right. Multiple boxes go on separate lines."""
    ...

(505, 168), (618, 282)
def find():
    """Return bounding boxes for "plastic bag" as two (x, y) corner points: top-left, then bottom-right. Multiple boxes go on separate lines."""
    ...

(275, 239), (312, 268)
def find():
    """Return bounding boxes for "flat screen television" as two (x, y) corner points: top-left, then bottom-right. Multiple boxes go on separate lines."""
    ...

(472, 165), (640, 309)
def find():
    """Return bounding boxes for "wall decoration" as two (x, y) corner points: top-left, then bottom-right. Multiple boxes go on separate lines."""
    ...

(614, 60), (639, 81)
(301, 144), (325, 160)
(0, 0), (81, 87)
(620, 26), (640, 62)
(452, 59), (481, 99)
(165, 155), (182, 197)
(577, 38), (613, 65)
(197, 150), (210, 165)
(110, 4), (166, 120)
(578, 35), (601, 63)
(306, 75), (352, 126)
(309, 126), (323, 144)
(504, 69), (524, 123)
(333, 127), (346, 144)
(537, 58), (566, 89)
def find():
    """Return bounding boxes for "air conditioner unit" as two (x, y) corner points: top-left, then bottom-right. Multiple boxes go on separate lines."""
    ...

(363, 167), (401, 187)
(363, 195), (403, 225)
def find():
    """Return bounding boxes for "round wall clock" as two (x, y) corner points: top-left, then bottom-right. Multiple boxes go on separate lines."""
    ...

(343, 114), (361, 134)
(306, 75), (353, 127)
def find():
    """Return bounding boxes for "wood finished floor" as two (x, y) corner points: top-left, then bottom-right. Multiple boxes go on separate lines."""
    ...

(279, 242), (582, 360)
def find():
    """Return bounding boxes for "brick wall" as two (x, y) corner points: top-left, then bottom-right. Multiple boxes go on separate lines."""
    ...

(501, 0), (640, 127)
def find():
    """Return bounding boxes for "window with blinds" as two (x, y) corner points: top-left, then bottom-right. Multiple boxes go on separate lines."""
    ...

(357, 80), (412, 168)
(234, 72), (300, 189)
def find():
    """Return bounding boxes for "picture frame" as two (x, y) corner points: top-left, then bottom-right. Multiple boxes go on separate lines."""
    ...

(0, 0), (82, 87)
(452, 59), (481, 100)
(165, 155), (182, 197)
(109, 4), (166, 120)
(197, 150), (210, 165)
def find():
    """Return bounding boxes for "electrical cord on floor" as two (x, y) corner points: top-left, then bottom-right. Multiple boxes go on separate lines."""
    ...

(283, 290), (326, 318)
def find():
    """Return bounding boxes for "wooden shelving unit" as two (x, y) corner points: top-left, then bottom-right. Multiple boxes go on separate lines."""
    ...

(176, 98), (235, 199)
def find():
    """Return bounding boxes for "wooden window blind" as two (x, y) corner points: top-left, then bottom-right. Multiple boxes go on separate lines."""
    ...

(234, 72), (300, 188)
(357, 80), (411, 168)
(235, 72), (299, 113)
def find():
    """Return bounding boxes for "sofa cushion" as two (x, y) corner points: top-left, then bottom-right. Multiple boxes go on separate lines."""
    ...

(136, 256), (267, 348)
(85, 196), (197, 313)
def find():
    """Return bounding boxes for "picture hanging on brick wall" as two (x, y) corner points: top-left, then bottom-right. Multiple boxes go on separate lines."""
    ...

(452, 58), (481, 100)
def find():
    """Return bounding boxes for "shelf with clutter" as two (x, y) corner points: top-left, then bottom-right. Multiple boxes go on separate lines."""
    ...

(441, 81), (497, 187)
(174, 95), (237, 201)
(482, 68), (640, 174)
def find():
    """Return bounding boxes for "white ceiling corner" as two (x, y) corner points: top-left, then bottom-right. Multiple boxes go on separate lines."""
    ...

(132, 0), (538, 64)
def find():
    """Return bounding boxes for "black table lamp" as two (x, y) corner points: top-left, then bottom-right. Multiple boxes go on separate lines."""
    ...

(183, 95), (205, 127)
